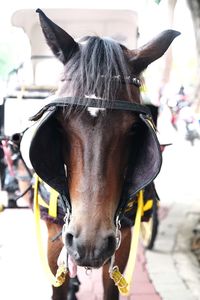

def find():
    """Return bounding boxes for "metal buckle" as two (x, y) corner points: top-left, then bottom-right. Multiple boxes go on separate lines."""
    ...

(115, 215), (122, 250)
(62, 207), (70, 245)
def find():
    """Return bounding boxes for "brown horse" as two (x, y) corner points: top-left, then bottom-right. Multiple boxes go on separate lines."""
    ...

(29, 9), (180, 300)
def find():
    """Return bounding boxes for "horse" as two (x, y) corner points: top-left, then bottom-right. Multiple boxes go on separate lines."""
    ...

(27, 9), (180, 300)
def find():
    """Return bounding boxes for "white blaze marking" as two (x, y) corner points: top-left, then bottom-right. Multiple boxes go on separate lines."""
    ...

(87, 107), (106, 117)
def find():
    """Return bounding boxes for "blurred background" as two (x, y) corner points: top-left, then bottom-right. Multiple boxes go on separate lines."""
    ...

(0, 0), (199, 137)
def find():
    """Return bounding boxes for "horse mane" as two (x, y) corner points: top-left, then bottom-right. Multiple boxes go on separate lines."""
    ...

(62, 36), (131, 102)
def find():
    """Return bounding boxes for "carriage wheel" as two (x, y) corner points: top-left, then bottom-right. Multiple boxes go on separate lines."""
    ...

(140, 199), (159, 250)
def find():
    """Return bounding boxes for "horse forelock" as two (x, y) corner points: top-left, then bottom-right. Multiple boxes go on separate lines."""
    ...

(60, 36), (132, 105)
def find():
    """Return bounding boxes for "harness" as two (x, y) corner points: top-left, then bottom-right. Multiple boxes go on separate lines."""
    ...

(28, 96), (162, 295)
(29, 97), (161, 220)
(34, 176), (158, 294)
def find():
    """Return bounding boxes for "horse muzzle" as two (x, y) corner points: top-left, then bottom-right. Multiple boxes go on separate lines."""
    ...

(63, 228), (117, 269)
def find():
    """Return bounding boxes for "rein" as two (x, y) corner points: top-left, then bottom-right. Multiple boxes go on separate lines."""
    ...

(109, 190), (144, 295)
(33, 174), (67, 287)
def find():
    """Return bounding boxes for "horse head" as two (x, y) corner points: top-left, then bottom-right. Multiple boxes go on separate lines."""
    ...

(30, 9), (180, 270)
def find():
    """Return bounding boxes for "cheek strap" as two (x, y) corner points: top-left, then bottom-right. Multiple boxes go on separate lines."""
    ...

(33, 174), (68, 287)
(110, 189), (144, 296)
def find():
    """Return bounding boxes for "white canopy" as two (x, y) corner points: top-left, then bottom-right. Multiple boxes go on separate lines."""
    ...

(4, 9), (138, 135)
(11, 8), (138, 57)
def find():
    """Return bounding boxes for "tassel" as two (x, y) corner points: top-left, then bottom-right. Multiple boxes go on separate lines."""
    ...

(110, 266), (128, 295)
(54, 263), (68, 287)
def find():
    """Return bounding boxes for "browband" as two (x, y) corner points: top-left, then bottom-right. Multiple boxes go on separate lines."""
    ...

(30, 97), (151, 121)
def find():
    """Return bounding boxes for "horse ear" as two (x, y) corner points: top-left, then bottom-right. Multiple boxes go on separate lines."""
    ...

(130, 30), (180, 74)
(36, 9), (79, 64)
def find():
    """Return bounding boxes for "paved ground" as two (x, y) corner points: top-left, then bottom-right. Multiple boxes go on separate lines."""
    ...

(0, 135), (200, 299)
(148, 135), (200, 300)
(76, 242), (161, 300)
(0, 208), (162, 300)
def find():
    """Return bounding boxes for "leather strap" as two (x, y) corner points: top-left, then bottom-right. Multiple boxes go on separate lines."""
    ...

(30, 97), (151, 121)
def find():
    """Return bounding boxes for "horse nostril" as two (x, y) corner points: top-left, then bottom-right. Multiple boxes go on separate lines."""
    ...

(66, 232), (74, 247)
(106, 234), (116, 253)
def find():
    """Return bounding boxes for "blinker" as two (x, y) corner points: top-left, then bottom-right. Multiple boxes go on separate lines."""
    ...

(28, 96), (162, 219)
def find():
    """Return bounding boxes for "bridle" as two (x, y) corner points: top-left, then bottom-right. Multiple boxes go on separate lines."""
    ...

(30, 75), (161, 292)
(30, 94), (152, 224)
(30, 74), (147, 225)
